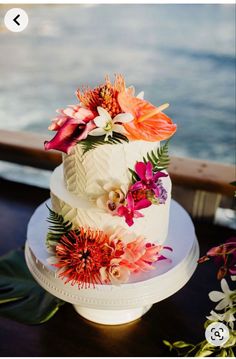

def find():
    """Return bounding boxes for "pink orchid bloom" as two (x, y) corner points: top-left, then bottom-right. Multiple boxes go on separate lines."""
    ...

(130, 161), (168, 198)
(44, 105), (96, 154)
(117, 193), (150, 226)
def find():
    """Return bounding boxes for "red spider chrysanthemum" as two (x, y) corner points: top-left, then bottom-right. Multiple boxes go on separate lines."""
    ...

(54, 228), (113, 288)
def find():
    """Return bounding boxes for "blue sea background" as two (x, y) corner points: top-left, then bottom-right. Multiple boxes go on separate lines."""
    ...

(0, 4), (235, 187)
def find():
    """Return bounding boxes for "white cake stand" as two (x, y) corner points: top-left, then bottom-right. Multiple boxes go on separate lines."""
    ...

(25, 200), (199, 325)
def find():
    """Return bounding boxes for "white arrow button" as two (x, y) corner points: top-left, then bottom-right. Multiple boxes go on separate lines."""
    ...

(4, 8), (28, 33)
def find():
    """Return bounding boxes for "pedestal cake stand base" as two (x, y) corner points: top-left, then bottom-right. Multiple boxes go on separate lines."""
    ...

(25, 200), (199, 325)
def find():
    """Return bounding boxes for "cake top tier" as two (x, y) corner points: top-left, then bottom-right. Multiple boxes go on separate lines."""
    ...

(62, 139), (162, 199)
(44, 74), (177, 155)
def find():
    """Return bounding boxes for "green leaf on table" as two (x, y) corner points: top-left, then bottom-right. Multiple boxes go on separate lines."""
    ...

(195, 349), (213, 357)
(227, 347), (236, 357)
(0, 248), (65, 324)
(173, 341), (195, 349)
(162, 340), (173, 350)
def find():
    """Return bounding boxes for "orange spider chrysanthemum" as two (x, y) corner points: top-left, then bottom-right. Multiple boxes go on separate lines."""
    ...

(52, 227), (127, 288)
(118, 92), (177, 142)
(54, 228), (111, 288)
(77, 75), (126, 118)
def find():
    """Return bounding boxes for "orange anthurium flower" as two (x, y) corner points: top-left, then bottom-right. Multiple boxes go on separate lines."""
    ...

(118, 92), (177, 142)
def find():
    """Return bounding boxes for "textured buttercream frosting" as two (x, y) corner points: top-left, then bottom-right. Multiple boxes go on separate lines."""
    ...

(62, 141), (160, 198)
(50, 165), (172, 245)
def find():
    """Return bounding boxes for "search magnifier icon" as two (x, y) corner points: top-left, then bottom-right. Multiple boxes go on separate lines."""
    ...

(206, 322), (229, 346)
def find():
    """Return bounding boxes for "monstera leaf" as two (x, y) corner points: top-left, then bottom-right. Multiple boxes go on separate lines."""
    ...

(0, 248), (65, 324)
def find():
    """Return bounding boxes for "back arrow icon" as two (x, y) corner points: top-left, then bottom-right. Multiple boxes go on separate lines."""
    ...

(13, 14), (20, 26)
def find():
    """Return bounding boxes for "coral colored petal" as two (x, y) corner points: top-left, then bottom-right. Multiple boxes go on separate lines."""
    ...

(124, 114), (177, 142)
(48, 116), (68, 131)
(74, 108), (95, 122)
(63, 107), (76, 117)
(118, 92), (177, 142)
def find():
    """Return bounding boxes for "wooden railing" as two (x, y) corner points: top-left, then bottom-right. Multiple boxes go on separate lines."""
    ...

(0, 129), (235, 220)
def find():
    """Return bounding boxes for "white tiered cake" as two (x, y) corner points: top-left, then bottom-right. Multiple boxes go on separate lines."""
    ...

(44, 75), (177, 287)
(50, 141), (171, 245)
(24, 76), (200, 324)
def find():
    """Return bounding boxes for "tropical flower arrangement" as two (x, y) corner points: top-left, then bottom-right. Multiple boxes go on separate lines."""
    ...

(96, 141), (170, 226)
(44, 74), (177, 154)
(46, 206), (172, 288)
(164, 237), (236, 357)
(198, 237), (236, 280)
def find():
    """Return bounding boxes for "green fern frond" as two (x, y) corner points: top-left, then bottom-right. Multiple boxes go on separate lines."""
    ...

(80, 132), (129, 154)
(143, 141), (170, 171)
(128, 168), (140, 183)
(46, 205), (73, 246)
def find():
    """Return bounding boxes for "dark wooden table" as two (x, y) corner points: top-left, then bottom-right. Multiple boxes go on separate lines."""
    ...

(0, 178), (234, 357)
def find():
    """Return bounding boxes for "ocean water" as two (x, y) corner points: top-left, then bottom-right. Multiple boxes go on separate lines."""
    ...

(0, 4), (235, 186)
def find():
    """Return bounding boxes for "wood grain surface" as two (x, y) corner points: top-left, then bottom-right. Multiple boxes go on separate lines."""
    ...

(0, 130), (235, 196)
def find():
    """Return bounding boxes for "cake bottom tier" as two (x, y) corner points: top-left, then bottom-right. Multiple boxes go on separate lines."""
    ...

(50, 165), (172, 244)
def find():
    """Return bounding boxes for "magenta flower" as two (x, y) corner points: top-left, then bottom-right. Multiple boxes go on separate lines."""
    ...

(130, 161), (168, 198)
(117, 193), (151, 226)
(198, 237), (236, 280)
(44, 105), (96, 154)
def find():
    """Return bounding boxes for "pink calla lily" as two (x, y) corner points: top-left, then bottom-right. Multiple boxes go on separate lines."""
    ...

(44, 119), (96, 154)
(44, 105), (96, 154)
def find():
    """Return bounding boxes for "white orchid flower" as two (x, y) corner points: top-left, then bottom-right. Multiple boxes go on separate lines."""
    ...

(209, 278), (235, 310)
(206, 309), (235, 324)
(89, 106), (133, 141)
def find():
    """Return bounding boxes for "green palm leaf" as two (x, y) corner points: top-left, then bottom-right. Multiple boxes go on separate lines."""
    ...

(46, 205), (73, 246)
(143, 140), (170, 171)
(80, 132), (129, 154)
(0, 248), (64, 324)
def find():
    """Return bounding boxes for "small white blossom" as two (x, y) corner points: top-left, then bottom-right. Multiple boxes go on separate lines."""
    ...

(209, 278), (235, 310)
(89, 106), (133, 141)
(206, 309), (235, 324)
